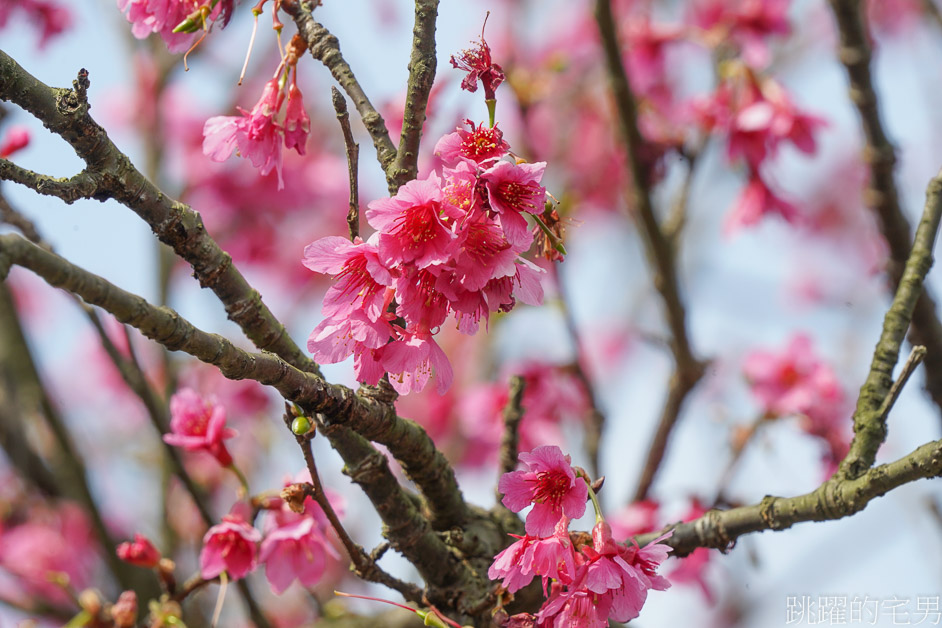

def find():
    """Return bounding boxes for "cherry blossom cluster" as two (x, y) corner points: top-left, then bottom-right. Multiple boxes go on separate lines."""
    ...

(117, 0), (231, 53)
(693, 69), (826, 232)
(303, 122), (547, 395)
(0, 0), (71, 48)
(203, 36), (311, 190)
(154, 390), (341, 594)
(743, 333), (849, 473)
(489, 446), (671, 626)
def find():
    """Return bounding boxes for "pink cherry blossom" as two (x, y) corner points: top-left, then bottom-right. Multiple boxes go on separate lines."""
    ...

(283, 83), (310, 155)
(365, 173), (461, 268)
(0, 125), (30, 159)
(451, 35), (505, 100)
(499, 445), (588, 536)
(481, 160), (547, 248)
(116, 533), (161, 568)
(724, 172), (800, 233)
(302, 235), (393, 322)
(434, 120), (509, 167)
(536, 583), (612, 628)
(163, 388), (238, 466)
(111, 590), (138, 628)
(259, 517), (336, 594)
(451, 210), (518, 291)
(381, 331), (454, 395)
(203, 79), (286, 188)
(200, 511), (262, 581)
(0, 0), (71, 48)
(488, 517), (576, 594)
(117, 0), (219, 53)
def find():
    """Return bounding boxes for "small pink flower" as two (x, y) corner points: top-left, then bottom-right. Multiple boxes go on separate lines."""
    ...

(451, 210), (517, 292)
(434, 120), (509, 167)
(536, 584), (612, 628)
(259, 517), (336, 594)
(283, 83), (311, 155)
(365, 172), (461, 268)
(451, 35), (505, 100)
(724, 172), (799, 233)
(302, 235), (393, 322)
(498, 445), (587, 536)
(381, 330), (454, 395)
(163, 388), (237, 466)
(203, 79), (286, 188)
(116, 533), (161, 568)
(200, 511), (262, 581)
(481, 161), (547, 248)
(118, 0), (217, 53)
(0, 125), (30, 159)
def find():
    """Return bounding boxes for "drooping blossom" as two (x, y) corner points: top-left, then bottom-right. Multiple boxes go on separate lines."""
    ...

(724, 172), (800, 233)
(283, 83), (311, 155)
(435, 120), (509, 167)
(116, 533), (161, 568)
(203, 79), (286, 188)
(259, 471), (343, 594)
(0, 0), (71, 48)
(366, 172), (461, 268)
(499, 445), (588, 536)
(488, 517), (576, 594)
(381, 331), (454, 395)
(0, 126), (30, 159)
(451, 34), (505, 99)
(163, 388), (238, 466)
(200, 506), (262, 581)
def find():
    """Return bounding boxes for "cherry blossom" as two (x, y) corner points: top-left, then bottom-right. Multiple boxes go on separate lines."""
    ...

(0, 126), (30, 159)
(499, 445), (588, 536)
(200, 508), (261, 581)
(163, 388), (238, 467)
(117, 533), (161, 568)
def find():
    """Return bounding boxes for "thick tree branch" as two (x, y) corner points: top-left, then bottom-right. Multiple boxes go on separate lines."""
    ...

(0, 234), (497, 619)
(639, 437), (942, 557)
(291, 427), (425, 604)
(281, 1), (398, 186)
(594, 0), (706, 501)
(841, 169), (942, 479)
(0, 48), (321, 378)
(828, 0), (942, 415)
(390, 0), (440, 191)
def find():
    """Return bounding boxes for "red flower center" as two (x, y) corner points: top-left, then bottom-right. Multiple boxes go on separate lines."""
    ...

(533, 469), (571, 505)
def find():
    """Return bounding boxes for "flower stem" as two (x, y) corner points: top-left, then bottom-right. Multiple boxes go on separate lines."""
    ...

(486, 98), (497, 128)
(587, 480), (604, 524)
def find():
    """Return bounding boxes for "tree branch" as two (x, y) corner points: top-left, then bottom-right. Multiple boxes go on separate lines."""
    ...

(828, 0), (942, 417)
(0, 234), (498, 619)
(281, 2), (398, 186)
(390, 0), (440, 191)
(841, 169), (942, 479)
(639, 437), (942, 557)
(593, 0), (706, 501)
(331, 87), (360, 241)
(0, 49), (321, 378)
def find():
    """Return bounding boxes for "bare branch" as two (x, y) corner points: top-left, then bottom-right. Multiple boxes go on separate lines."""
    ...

(390, 0), (440, 191)
(594, 0), (706, 501)
(331, 87), (360, 241)
(828, 0), (942, 417)
(281, 1), (398, 184)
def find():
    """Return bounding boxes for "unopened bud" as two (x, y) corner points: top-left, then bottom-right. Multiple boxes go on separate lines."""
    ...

(281, 483), (308, 513)
(78, 589), (102, 616)
(291, 415), (312, 436)
(111, 591), (138, 628)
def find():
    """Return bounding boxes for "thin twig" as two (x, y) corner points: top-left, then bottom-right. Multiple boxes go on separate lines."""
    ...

(877, 345), (927, 422)
(331, 86), (360, 241)
(593, 0), (706, 502)
(551, 263), (606, 479)
(281, 1), (397, 182)
(497, 375), (527, 479)
(293, 427), (425, 604)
